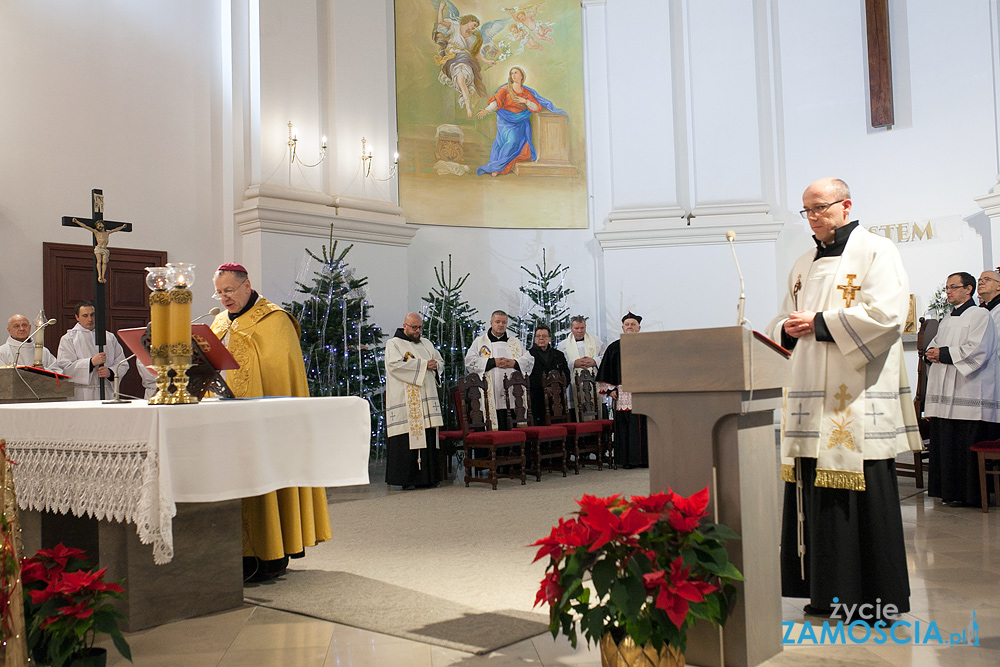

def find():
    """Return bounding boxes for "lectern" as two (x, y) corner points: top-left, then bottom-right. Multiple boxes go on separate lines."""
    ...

(0, 367), (73, 403)
(621, 326), (789, 667)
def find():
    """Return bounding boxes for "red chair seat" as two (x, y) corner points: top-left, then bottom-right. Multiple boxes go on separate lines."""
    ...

(514, 425), (568, 439)
(562, 422), (603, 435)
(438, 430), (463, 441)
(971, 440), (1000, 452)
(464, 430), (527, 445)
(594, 419), (614, 431)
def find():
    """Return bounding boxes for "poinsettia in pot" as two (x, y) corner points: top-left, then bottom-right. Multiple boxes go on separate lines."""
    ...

(531, 488), (743, 667)
(21, 544), (132, 667)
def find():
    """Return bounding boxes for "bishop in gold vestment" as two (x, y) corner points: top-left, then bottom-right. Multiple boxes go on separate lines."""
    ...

(211, 263), (332, 580)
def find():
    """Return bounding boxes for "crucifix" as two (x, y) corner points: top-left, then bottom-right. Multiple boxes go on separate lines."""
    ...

(837, 274), (861, 307)
(865, 0), (894, 127)
(61, 189), (134, 400)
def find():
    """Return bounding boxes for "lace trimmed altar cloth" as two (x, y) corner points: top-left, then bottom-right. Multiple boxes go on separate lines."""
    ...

(0, 396), (370, 564)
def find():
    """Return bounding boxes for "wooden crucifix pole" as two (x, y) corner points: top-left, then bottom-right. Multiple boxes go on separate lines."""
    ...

(61, 189), (134, 400)
(865, 0), (894, 128)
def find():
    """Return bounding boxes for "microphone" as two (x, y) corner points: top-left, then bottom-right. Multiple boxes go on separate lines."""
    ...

(103, 353), (137, 404)
(726, 230), (746, 326)
(192, 307), (222, 324)
(13, 318), (57, 366)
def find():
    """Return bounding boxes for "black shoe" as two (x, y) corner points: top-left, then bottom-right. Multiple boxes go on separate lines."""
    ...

(944, 500), (969, 507)
(803, 604), (832, 617)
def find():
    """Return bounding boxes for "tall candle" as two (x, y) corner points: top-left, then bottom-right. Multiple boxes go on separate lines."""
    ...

(168, 288), (192, 350)
(150, 291), (170, 361)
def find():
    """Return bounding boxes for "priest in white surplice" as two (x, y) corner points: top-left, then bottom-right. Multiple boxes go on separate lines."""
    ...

(56, 301), (129, 400)
(385, 312), (445, 489)
(465, 310), (534, 430)
(924, 272), (1000, 507)
(558, 315), (605, 414)
(767, 177), (921, 622)
(0, 314), (59, 370)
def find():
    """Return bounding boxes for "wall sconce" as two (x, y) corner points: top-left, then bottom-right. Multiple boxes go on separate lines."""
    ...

(288, 121), (327, 168)
(361, 137), (398, 181)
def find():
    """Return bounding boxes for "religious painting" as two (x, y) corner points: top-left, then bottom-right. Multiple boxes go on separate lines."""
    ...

(393, 1), (587, 228)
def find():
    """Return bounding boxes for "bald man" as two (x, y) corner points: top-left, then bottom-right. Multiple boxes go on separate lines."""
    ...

(384, 312), (445, 489)
(767, 177), (921, 623)
(0, 314), (59, 370)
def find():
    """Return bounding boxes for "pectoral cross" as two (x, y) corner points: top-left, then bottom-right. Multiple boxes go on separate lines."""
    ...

(61, 189), (134, 400)
(837, 274), (861, 307)
(833, 384), (853, 412)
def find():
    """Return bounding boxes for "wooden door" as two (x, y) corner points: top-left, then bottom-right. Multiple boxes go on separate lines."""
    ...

(42, 242), (168, 400)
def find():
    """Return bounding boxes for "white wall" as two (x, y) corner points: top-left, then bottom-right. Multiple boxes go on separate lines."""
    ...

(0, 1), (223, 321)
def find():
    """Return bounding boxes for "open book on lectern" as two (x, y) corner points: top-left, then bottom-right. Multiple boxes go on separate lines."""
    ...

(118, 324), (239, 399)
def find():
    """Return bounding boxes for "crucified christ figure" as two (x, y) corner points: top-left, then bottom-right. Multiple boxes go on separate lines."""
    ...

(70, 218), (127, 283)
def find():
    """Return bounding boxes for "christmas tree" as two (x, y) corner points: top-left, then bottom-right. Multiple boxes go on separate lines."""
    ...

(284, 227), (386, 456)
(421, 255), (484, 430)
(510, 249), (574, 347)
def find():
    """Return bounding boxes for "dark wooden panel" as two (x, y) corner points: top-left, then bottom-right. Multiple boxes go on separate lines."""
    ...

(43, 242), (168, 400)
(866, 0), (894, 127)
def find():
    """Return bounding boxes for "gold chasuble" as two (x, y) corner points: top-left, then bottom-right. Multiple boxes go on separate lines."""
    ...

(211, 298), (332, 561)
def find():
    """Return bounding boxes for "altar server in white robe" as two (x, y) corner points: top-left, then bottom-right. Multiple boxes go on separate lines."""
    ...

(465, 310), (534, 430)
(385, 312), (445, 489)
(976, 269), (1000, 441)
(767, 177), (921, 621)
(924, 272), (1000, 507)
(0, 314), (59, 370)
(558, 315), (605, 413)
(56, 301), (129, 401)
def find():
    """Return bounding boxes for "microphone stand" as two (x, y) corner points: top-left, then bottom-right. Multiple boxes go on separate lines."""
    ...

(726, 231), (747, 326)
(103, 353), (137, 404)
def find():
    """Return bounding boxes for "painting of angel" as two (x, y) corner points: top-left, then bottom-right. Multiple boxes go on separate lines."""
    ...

(432, 1), (510, 118)
(394, 0), (588, 229)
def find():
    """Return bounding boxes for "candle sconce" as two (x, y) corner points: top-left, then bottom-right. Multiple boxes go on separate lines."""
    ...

(361, 137), (398, 181)
(288, 121), (327, 168)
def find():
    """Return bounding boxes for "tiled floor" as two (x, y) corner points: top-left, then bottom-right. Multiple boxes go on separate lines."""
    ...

(95, 465), (999, 667)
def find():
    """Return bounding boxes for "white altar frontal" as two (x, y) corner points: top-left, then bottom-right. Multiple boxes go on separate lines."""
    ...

(0, 396), (370, 630)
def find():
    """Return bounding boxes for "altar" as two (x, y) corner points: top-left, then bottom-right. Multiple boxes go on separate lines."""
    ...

(0, 396), (370, 630)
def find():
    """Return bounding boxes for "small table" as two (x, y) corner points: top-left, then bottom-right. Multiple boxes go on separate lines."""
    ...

(0, 396), (370, 630)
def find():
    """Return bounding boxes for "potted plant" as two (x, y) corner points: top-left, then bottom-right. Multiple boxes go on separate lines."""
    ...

(531, 488), (743, 667)
(20, 544), (132, 667)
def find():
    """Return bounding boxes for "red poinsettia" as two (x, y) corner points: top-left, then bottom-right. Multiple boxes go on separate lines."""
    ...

(531, 488), (743, 655)
(20, 544), (132, 667)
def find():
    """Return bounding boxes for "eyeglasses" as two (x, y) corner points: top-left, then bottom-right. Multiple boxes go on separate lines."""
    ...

(944, 284), (967, 291)
(799, 200), (845, 219)
(978, 277), (998, 284)
(212, 280), (247, 299)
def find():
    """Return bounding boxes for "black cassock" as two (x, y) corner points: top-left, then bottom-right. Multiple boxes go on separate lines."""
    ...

(596, 340), (648, 468)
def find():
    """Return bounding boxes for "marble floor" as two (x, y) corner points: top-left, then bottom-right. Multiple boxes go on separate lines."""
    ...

(94, 465), (999, 667)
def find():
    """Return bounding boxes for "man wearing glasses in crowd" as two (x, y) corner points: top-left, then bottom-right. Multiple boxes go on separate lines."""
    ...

(767, 177), (921, 625)
(924, 272), (1000, 507)
(210, 263), (332, 583)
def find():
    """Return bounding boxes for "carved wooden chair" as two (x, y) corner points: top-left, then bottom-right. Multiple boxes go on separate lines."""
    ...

(970, 439), (1000, 513)
(575, 368), (615, 469)
(503, 370), (568, 480)
(543, 371), (603, 474)
(459, 372), (527, 490)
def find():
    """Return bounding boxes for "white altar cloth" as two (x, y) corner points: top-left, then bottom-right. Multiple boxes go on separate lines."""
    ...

(0, 396), (370, 564)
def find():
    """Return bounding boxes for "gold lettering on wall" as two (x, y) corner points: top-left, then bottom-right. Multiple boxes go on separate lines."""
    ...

(867, 222), (934, 243)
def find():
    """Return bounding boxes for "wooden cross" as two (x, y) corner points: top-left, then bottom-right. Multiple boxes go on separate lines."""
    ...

(865, 0), (894, 127)
(833, 384), (853, 412)
(61, 189), (134, 399)
(837, 274), (861, 307)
